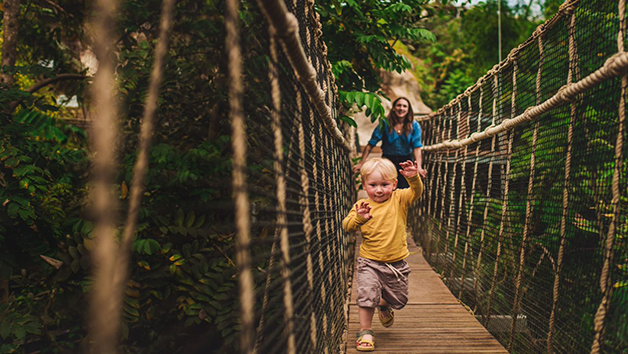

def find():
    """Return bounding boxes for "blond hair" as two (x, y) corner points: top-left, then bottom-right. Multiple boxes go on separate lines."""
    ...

(360, 158), (397, 182)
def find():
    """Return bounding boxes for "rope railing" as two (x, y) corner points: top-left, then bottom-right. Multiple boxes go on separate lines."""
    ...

(410, 0), (628, 352)
(227, 0), (354, 352)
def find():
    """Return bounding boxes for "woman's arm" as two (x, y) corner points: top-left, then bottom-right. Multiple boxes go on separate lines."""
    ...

(413, 147), (427, 178)
(353, 125), (383, 173)
(353, 144), (374, 173)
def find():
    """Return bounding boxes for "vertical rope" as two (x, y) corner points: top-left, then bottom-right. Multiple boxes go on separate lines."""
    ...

(87, 0), (121, 351)
(548, 10), (576, 346)
(297, 90), (316, 351)
(591, 0), (626, 351)
(508, 57), (526, 352)
(448, 102), (463, 282)
(435, 111), (450, 267)
(267, 29), (296, 354)
(226, 0), (255, 350)
(309, 97), (324, 353)
(426, 117), (442, 261)
(254, 28), (285, 352)
(470, 86), (484, 303)
(441, 108), (454, 265)
(486, 71), (513, 328)
(117, 0), (175, 298)
(475, 74), (499, 315)
(458, 94), (474, 299)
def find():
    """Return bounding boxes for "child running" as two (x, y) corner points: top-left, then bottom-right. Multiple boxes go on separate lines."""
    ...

(342, 157), (423, 352)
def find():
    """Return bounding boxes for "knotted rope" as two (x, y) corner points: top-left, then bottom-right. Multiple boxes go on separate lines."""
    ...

(226, 0), (255, 351)
(591, 0), (626, 351)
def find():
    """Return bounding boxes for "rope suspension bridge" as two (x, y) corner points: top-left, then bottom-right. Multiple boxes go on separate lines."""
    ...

(78, 0), (627, 352)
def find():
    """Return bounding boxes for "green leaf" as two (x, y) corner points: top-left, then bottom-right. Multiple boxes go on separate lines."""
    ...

(340, 116), (357, 128)
(81, 221), (94, 235)
(124, 305), (140, 317)
(7, 203), (19, 218)
(71, 260), (80, 273)
(175, 209), (184, 226)
(13, 325), (25, 341)
(0, 321), (10, 339)
(69, 246), (79, 259)
(614, 280), (628, 288)
(143, 240), (154, 255)
(146, 239), (161, 254)
(185, 211), (196, 227)
(121, 321), (129, 339)
(193, 214), (206, 228)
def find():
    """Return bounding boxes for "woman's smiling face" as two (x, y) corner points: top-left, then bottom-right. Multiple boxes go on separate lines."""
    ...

(393, 99), (409, 119)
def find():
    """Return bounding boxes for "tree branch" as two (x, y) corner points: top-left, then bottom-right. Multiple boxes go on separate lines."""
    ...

(27, 73), (89, 94)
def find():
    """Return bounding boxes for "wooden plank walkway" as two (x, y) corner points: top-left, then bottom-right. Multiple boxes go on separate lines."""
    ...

(345, 236), (508, 353)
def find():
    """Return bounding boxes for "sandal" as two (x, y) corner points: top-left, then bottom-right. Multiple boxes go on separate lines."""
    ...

(356, 329), (375, 352)
(378, 305), (394, 328)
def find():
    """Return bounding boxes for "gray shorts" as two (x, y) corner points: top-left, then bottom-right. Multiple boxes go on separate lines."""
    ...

(356, 257), (411, 309)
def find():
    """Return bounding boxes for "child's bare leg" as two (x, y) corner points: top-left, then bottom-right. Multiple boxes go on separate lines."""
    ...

(358, 306), (375, 331)
(379, 299), (389, 317)
(357, 306), (375, 349)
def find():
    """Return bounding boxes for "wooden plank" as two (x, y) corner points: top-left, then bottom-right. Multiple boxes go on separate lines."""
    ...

(345, 236), (507, 353)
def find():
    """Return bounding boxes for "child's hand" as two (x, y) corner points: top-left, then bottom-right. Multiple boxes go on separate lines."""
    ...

(399, 160), (419, 178)
(356, 201), (372, 220)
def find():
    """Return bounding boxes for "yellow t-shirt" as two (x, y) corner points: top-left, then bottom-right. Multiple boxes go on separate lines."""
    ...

(342, 175), (423, 263)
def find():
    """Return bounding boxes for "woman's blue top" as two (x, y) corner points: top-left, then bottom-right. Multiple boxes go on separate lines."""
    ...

(368, 120), (423, 156)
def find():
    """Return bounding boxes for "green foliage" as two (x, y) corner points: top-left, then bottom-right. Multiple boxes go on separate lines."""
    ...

(317, 0), (434, 124)
(409, 0), (542, 108)
(339, 90), (387, 125)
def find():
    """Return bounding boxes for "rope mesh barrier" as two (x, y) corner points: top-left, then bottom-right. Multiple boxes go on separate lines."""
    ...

(227, 0), (353, 352)
(82, 0), (627, 351)
(410, 0), (628, 352)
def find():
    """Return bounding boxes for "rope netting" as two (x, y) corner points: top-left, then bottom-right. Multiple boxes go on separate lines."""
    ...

(409, 0), (628, 352)
(227, 0), (353, 352)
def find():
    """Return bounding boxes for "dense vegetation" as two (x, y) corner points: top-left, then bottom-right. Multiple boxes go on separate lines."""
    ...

(0, 0), (606, 353)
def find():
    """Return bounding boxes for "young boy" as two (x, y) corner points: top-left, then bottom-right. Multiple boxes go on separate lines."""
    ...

(342, 157), (423, 352)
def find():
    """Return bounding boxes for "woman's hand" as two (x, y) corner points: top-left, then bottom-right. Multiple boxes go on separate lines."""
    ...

(352, 162), (363, 174)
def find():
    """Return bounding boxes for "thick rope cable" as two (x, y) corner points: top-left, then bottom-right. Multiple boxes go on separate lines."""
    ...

(119, 0), (174, 266)
(87, 0), (121, 351)
(296, 88), (316, 351)
(457, 95), (473, 299)
(486, 73), (514, 328)
(591, 0), (626, 351)
(548, 10), (579, 349)
(426, 0), (580, 118)
(508, 56), (526, 352)
(424, 49), (628, 151)
(447, 103), (462, 281)
(116, 0), (175, 317)
(467, 87), (484, 302)
(440, 109), (454, 266)
(254, 0), (350, 151)
(268, 28), (297, 354)
(431, 117), (445, 255)
(474, 75), (499, 315)
(253, 30), (283, 353)
(226, 0), (255, 351)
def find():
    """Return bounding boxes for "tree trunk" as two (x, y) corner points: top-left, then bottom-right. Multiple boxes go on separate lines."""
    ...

(1, 0), (20, 87)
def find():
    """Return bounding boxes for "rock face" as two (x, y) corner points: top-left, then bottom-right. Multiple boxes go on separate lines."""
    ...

(353, 68), (432, 152)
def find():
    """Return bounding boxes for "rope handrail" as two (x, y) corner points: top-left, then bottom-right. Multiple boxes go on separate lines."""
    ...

(412, 0), (628, 352)
(425, 0), (581, 119)
(423, 51), (628, 152)
(255, 0), (352, 152)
